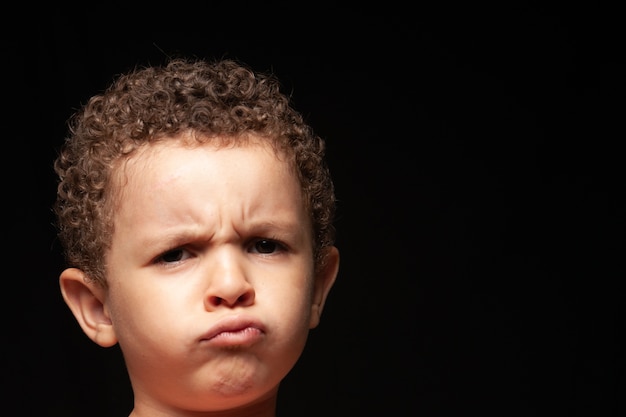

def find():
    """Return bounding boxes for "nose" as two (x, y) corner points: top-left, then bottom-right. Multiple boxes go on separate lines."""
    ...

(203, 248), (255, 310)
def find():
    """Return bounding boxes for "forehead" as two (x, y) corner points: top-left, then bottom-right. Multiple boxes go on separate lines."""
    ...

(110, 134), (297, 202)
(116, 140), (308, 235)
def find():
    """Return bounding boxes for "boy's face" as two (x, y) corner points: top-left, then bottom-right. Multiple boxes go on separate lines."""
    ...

(91, 138), (336, 411)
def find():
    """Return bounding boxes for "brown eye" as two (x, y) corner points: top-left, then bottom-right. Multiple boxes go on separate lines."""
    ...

(253, 239), (278, 254)
(158, 249), (186, 263)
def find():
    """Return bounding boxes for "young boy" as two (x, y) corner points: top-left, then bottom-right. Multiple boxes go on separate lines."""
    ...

(53, 58), (340, 416)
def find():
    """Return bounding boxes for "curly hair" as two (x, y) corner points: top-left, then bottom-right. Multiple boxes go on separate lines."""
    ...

(54, 58), (336, 287)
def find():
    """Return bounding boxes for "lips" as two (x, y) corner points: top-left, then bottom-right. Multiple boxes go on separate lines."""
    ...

(200, 315), (265, 347)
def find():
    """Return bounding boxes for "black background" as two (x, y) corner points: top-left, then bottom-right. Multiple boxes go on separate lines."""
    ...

(5, 4), (623, 416)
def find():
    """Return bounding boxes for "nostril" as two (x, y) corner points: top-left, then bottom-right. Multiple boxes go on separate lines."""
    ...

(237, 292), (253, 305)
(206, 290), (254, 309)
(209, 296), (224, 306)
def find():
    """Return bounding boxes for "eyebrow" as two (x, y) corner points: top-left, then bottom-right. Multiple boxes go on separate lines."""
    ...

(137, 218), (306, 249)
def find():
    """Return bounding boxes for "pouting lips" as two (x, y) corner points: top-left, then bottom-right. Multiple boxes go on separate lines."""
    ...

(200, 315), (265, 348)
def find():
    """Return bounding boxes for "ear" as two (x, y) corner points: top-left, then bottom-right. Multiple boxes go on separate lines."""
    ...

(309, 246), (340, 329)
(59, 268), (118, 347)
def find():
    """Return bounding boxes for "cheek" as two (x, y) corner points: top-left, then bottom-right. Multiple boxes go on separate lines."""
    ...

(263, 277), (315, 325)
(107, 285), (178, 342)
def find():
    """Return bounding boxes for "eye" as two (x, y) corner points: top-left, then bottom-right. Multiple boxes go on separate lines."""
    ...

(251, 239), (283, 254)
(156, 248), (191, 264)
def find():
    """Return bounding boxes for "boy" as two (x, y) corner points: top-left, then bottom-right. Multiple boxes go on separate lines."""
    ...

(53, 58), (340, 416)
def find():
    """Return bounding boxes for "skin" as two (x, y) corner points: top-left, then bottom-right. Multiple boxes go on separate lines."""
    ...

(60, 136), (339, 417)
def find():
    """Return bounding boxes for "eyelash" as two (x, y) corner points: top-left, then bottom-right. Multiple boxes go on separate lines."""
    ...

(252, 238), (286, 254)
(153, 237), (288, 265)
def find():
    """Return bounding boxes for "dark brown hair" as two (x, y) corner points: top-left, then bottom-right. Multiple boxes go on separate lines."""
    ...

(54, 58), (336, 286)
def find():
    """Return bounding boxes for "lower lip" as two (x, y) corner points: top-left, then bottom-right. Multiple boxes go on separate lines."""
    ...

(202, 327), (264, 348)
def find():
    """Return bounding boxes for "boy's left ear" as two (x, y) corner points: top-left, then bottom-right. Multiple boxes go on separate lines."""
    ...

(309, 246), (340, 329)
